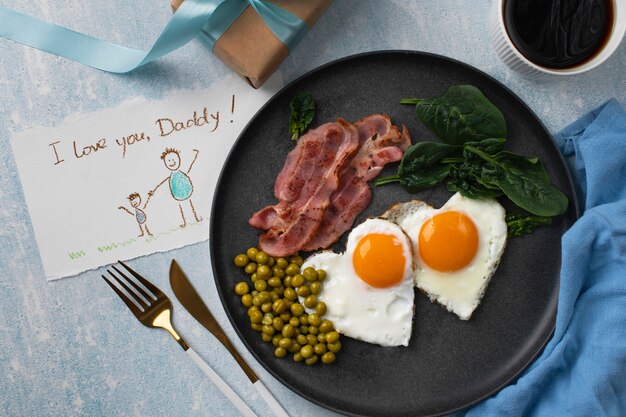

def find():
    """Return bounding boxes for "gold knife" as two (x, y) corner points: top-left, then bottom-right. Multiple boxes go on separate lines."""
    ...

(169, 260), (290, 417)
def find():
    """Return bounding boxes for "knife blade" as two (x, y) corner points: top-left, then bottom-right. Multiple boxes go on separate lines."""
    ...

(169, 260), (290, 417)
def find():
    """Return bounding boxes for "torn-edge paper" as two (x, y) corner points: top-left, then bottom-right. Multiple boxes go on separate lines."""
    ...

(10, 73), (283, 280)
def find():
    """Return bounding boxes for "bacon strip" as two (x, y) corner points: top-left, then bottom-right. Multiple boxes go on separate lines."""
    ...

(249, 119), (360, 257)
(249, 114), (410, 257)
(301, 115), (411, 251)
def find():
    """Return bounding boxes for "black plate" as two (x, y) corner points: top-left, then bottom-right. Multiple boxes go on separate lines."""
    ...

(210, 51), (578, 417)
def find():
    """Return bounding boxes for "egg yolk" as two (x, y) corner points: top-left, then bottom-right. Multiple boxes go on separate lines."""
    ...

(353, 233), (406, 288)
(418, 211), (478, 272)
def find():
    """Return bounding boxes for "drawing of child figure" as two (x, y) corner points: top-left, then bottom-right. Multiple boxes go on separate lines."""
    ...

(118, 193), (152, 237)
(149, 148), (202, 228)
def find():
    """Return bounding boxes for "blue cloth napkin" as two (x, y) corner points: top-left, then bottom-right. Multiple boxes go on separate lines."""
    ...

(458, 99), (626, 417)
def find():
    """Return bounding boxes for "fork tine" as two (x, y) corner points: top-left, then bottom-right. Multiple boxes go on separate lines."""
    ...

(118, 260), (162, 297)
(102, 274), (142, 317)
(112, 265), (154, 303)
(107, 269), (148, 310)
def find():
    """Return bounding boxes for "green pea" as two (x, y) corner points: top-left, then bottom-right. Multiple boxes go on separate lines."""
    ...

(262, 325), (275, 335)
(305, 355), (319, 366)
(283, 288), (297, 301)
(250, 273), (259, 282)
(258, 291), (271, 303)
(272, 266), (285, 278)
(304, 295), (317, 309)
(303, 267), (318, 282)
(272, 299), (287, 314)
(306, 334), (318, 346)
(252, 296), (262, 307)
(285, 263), (300, 276)
(278, 337), (292, 349)
(281, 324), (295, 338)
(290, 303), (304, 316)
(309, 281), (322, 295)
(308, 326), (319, 336)
(315, 302), (327, 316)
(327, 340), (342, 353)
(300, 345), (314, 359)
(283, 276), (292, 288)
(314, 343), (327, 355)
(299, 314), (309, 325)
(321, 351), (335, 364)
(296, 286), (310, 297)
(234, 254), (249, 268)
(247, 306), (260, 316)
(270, 291), (280, 302)
(272, 317), (284, 331)
(317, 333), (327, 343)
(253, 279), (267, 292)
(261, 333), (272, 343)
(273, 286), (284, 296)
(308, 313), (321, 327)
(267, 256), (275, 267)
(279, 311), (291, 322)
(319, 320), (333, 334)
(255, 251), (269, 265)
(274, 347), (287, 358)
(250, 323), (262, 332)
(246, 247), (259, 259)
(317, 269), (327, 282)
(261, 314), (273, 326)
(296, 334), (308, 345)
(288, 342), (301, 353)
(261, 302), (272, 313)
(266, 277), (280, 288)
(244, 262), (257, 275)
(326, 331), (340, 343)
(241, 294), (253, 307)
(293, 353), (304, 362)
(257, 264), (271, 278)
(289, 317), (300, 327)
(249, 311), (263, 324)
(272, 334), (282, 347)
(290, 255), (304, 267)
(300, 325), (309, 335)
(276, 258), (288, 269)
(291, 274), (305, 288)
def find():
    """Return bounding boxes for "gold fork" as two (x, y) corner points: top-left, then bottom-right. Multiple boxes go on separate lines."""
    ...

(102, 260), (257, 417)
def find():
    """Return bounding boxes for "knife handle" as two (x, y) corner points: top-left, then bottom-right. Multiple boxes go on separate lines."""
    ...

(253, 380), (290, 417)
(186, 347), (258, 417)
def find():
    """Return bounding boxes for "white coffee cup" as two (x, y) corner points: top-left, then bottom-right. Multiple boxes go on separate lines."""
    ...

(490, 0), (626, 77)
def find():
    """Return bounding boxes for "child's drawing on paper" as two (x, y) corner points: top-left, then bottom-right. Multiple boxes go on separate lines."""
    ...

(118, 193), (153, 237)
(149, 148), (203, 228)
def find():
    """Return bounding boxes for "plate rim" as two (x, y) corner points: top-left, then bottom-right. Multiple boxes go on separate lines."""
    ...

(209, 50), (580, 417)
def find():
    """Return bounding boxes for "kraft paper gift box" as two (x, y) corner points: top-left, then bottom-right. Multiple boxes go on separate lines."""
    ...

(171, 0), (333, 88)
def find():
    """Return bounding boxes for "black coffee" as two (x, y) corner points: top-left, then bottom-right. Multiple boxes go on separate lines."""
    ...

(504, 0), (614, 69)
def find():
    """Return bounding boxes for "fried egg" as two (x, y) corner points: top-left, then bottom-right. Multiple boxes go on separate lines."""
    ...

(382, 192), (507, 320)
(301, 218), (415, 346)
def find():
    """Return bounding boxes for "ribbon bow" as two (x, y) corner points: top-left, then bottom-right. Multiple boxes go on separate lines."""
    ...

(0, 0), (308, 73)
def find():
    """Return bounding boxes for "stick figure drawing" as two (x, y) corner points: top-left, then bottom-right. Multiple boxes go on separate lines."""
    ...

(118, 192), (153, 237)
(149, 148), (203, 228)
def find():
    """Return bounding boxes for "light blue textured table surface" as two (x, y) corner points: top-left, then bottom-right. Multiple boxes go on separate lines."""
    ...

(0, 1), (624, 416)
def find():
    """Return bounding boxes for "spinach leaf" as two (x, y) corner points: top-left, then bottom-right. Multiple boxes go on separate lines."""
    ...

(505, 212), (552, 237)
(466, 147), (569, 216)
(401, 85), (507, 146)
(375, 142), (460, 192)
(447, 163), (504, 199)
(289, 92), (315, 140)
(463, 137), (506, 156)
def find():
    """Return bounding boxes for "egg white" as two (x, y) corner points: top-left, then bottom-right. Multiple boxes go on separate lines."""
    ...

(301, 218), (415, 346)
(383, 193), (507, 320)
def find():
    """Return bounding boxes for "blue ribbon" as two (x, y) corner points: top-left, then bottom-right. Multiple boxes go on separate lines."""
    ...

(0, 0), (308, 73)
